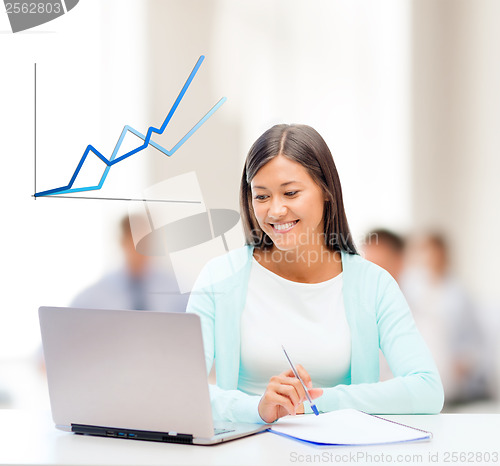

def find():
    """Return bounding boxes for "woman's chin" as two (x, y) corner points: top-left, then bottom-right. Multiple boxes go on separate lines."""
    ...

(269, 241), (300, 254)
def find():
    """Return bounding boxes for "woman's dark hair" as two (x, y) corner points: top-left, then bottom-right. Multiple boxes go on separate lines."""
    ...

(240, 124), (357, 254)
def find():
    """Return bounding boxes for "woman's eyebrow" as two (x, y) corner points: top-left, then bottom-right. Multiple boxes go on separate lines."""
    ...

(252, 180), (303, 189)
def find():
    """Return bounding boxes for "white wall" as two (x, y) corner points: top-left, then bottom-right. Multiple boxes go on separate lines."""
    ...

(411, 0), (500, 303)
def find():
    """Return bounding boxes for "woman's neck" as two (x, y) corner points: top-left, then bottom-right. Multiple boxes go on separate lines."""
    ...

(253, 244), (342, 283)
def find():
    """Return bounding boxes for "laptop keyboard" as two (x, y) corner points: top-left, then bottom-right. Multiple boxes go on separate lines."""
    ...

(214, 428), (236, 436)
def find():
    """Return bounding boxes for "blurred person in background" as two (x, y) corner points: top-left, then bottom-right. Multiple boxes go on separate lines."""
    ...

(362, 229), (405, 284)
(71, 214), (188, 312)
(0, 385), (12, 408)
(401, 232), (489, 407)
(362, 228), (406, 382)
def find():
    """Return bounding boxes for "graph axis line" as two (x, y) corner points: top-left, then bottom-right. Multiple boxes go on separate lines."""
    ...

(31, 194), (203, 204)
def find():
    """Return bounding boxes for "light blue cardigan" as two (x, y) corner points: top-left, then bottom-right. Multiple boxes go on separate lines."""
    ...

(187, 245), (444, 423)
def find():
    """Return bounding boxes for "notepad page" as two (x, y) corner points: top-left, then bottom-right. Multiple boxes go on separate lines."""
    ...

(271, 409), (431, 445)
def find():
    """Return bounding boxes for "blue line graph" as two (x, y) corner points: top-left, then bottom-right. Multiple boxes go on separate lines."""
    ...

(35, 55), (226, 197)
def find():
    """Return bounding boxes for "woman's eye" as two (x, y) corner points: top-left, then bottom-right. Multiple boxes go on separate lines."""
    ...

(285, 191), (298, 197)
(254, 194), (268, 201)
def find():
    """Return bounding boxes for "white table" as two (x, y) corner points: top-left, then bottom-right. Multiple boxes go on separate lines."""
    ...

(1, 410), (499, 466)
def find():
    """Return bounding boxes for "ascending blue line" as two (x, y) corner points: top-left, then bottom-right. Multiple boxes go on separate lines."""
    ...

(35, 56), (226, 197)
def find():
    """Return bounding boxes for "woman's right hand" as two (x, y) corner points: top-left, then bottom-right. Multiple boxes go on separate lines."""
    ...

(258, 364), (323, 424)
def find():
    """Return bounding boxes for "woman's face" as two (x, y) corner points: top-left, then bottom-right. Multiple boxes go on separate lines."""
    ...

(250, 155), (326, 252)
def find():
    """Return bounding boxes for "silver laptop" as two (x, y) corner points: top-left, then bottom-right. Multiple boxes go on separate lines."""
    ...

(39, 306), (268, 445)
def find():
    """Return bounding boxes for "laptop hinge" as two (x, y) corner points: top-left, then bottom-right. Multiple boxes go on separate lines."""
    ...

(71, 424), (194, 444)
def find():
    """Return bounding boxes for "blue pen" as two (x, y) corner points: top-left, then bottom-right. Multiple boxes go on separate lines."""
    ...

(281, 345), (319, 416)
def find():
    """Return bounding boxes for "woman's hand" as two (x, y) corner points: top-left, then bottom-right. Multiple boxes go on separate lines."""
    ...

(258, 364), (323, 423)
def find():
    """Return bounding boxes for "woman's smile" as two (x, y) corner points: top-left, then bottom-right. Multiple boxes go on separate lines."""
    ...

(269, 220), (299, 233)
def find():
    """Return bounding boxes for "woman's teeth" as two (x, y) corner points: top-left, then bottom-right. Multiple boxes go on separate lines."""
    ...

(273, 221), (298, 231)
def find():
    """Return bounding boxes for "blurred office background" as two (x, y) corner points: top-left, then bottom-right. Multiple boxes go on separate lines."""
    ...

(0, 0), (499, 412)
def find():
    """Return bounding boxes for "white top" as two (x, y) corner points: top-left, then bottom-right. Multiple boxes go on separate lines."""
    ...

(237, 258), (351, 395)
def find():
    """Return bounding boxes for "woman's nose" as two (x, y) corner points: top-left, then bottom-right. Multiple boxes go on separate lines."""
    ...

(268, 198), (287, 219)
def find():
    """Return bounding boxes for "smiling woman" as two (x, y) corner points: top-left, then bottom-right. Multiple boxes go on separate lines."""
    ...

(241, 124), (357, 285)
(187, 124), (444, 424)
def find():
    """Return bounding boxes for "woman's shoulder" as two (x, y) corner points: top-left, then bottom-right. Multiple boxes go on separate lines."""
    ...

(341, 252), (406, 320)
(341, 251), (398, 292)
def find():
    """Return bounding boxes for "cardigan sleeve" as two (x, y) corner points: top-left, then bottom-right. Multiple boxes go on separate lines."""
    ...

(308, 271), (444, 415)
(186, 259), (266, 424)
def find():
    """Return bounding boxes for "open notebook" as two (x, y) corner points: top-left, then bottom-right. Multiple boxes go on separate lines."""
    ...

(269, 409), (432, 446)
